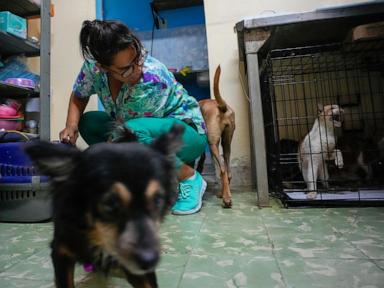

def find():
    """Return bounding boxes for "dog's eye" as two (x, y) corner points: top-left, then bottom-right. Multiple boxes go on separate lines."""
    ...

(153, 193), (164, 209)
(99, 194), (124, 218)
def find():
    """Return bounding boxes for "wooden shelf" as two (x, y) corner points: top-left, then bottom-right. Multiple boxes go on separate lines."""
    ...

(0, 0), (40, 17)
(0, 30), (40, 57)
(152, 0), (203, 11)
(0, 82), (38, 97)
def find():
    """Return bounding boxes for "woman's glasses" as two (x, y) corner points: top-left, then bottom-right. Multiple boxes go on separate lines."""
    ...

(104, 49), (147, 78)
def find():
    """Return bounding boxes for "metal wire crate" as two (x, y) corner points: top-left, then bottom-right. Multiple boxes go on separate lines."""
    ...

(262, 39), (384, 207)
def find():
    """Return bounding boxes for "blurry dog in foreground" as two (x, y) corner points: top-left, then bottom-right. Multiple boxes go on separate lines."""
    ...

(25, 125), (184, 288)
(298, 104), (344, 199)
(197, 65), (235, 208)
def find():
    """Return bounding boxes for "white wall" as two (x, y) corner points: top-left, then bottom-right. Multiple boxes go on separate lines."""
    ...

(51, 0), (97, 148)
(203, 0), (372, 185)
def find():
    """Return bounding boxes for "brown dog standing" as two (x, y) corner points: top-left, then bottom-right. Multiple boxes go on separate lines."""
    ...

(198, 65), (235, 208)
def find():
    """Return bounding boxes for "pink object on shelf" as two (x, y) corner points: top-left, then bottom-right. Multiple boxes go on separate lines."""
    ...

(0, 99), (21, 118)
(4, 78), (36, 89)
(0, 104), (18, 117)
(0, 114), (24, 120)
(0, 119), (23, 130)
(6, 99), (21, 110)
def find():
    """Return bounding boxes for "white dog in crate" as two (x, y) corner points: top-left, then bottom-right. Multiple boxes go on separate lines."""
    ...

(298, 104), (345, 199)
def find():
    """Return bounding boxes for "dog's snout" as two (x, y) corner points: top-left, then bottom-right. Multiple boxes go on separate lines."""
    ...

(134, 249), (159, 270)
(332, 113), (342, 122)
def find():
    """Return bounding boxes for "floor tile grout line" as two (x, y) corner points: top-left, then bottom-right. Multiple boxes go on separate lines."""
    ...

(175, 254), (191, 288)
(332, 221), (384, 272)
(175, 207), (208, 288)
(341, 243), (384, 272)
(260, 212), (289, 288)
(371, 259), (384, 272)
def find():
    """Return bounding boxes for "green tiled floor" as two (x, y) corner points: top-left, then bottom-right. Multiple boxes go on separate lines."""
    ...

(1, 187), (384, 287)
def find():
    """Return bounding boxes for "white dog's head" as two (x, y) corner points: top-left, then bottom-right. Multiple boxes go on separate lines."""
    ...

(318, 104), (344, 128)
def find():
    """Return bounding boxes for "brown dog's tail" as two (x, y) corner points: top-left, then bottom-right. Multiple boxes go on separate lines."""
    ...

(213, 65), (227, 113)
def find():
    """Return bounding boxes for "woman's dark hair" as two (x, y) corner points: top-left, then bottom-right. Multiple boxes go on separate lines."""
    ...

(80, 20), (144, 66)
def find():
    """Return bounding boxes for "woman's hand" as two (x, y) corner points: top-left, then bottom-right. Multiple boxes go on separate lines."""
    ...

(59, 125), (79, 145)
(60, 92), (89, 145)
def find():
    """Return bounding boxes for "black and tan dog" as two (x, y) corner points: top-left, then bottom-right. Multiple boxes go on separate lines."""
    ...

(197, 65), (235, 208)
(25, 125), (184, 288)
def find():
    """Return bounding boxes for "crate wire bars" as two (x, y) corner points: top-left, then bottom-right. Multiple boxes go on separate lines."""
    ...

(262, 39), (384, 207)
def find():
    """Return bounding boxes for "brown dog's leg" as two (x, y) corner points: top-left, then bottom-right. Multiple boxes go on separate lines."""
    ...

(222, 126), (234, 183)
(209, 143), (223, 198)
(220, 170), (231, 208)
(210, 143), (232, 208)
(124, 270), (158, 288)
(221, 127), (234, 208)
(51, 249), (76, 288)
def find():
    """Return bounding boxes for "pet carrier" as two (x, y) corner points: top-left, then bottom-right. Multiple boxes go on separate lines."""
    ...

(0, 142), (51, 222)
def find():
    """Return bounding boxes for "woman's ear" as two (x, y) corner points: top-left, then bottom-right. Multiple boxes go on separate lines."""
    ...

(95, 62), (105, 72)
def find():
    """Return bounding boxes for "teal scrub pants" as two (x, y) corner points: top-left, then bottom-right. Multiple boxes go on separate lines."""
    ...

(78, 111), (207, 168)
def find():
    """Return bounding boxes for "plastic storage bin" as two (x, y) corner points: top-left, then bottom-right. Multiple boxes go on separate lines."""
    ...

(0, 11), (27, 39)
(0, 142), (52, 222)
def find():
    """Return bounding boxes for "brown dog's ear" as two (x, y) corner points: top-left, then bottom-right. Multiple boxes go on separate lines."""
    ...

(151, 124), (184, 157)
(24, 141), (82, 183)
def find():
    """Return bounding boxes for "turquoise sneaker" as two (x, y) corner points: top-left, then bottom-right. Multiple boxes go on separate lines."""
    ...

(172, 171), (207, 215)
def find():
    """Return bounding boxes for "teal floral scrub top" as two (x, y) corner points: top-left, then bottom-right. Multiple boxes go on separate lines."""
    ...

(72, 55), (206, 135)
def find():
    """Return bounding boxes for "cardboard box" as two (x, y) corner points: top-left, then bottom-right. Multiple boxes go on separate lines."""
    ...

(0, 11), (27, 39)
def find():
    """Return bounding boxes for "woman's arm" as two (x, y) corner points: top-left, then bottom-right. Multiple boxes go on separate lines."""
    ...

(59, 92), (89, 144)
